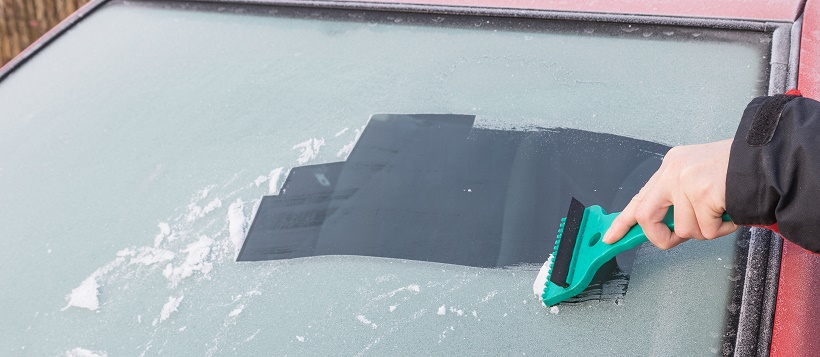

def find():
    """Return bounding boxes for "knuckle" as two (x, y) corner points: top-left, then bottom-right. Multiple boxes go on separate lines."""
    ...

(690, 181), (712, 198)
(701, 229), (721, 240)
(633, 189), (647, 202)
(675, 227), (695, 239)
(678, 165), (696, 181)
(662, 148), (682, 167)
(634, 209), (652, 225)
(635, 211), (649, 227)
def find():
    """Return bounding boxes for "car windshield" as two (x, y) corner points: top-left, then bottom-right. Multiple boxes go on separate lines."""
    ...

(0, 1), (770, 355)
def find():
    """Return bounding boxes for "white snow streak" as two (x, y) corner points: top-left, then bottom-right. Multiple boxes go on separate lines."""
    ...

(228, 304), (245, 318)
(334, 127), (349, 137)
(62, 276), (100, 311)
(154, 222), (171, 247)
(293, 138), (325, 164)
(356, 315), (378, 329)
(64, 348), (107, 357)
(337, 128), (363, 159)
(163, 236), (214, 287)
(268, 167), (285, 195)
(253, 175), (268, 187)
(157, 294), (184, 324)
(228, 199), (246, 257)
(126, 247), (175, 266)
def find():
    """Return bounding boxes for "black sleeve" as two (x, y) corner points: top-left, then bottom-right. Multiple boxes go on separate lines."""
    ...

(726, 93), (820, 253)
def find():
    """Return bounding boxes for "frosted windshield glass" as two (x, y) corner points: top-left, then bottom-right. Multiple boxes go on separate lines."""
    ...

(0, 1), (768, 355)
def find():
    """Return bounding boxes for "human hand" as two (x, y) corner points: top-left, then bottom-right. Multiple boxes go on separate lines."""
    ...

(602, 139), (738, 249)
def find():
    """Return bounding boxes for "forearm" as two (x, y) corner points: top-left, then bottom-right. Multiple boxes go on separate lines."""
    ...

(727, 93), (820, 252)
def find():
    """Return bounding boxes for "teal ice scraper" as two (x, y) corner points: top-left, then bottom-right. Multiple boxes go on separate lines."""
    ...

(537, 197), (732, 307)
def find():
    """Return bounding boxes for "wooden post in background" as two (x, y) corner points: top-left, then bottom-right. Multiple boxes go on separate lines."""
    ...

(0, 0), (90, 66)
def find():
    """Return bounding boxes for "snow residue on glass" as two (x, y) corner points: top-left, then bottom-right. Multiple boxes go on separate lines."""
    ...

(228, 304), (245, 318)
(64, 347), (107, 357)
(56, 125), (363, 323)
(356, 315), (378, 329)
(292, 138), (325, 164)
(185, 198), (222, 222)
(62, 276), (100, 311)
(268, 167), (285, 195)
(228, 199), (246, 257)
(246, 329), (261, 343)
(532, 254), (553, 304)
(371, 284), (421, 301)
(481, 290), (498, 302)
(54, 163), (282, 350)
(163, 236), (214, 288)
(119, 247), (175, 266)
(58, 169), (252, 319)
(197, 186), (212, 200)
(449, 306), (464, 316)
(253, 175), (268, 187)
(154, 294), (184, 325)
(334, 127), (349, 137)
(62, 258), (126, 311)
(336, 126), (363, 159)
(154, 222), (171, 247)
(437, 325), (456, 343)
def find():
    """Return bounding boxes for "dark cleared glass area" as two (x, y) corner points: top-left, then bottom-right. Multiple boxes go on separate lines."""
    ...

(242, 114), (666, 273)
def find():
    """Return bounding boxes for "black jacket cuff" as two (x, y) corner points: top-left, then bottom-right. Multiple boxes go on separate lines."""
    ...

(727, 93), (820, 253)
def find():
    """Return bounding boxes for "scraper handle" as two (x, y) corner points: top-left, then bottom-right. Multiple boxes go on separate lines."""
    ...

(661, 206), (733, 231)
(602, 206), (733, 251)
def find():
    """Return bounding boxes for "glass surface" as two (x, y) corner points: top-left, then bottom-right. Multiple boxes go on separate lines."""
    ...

(0, 1), (769, 355)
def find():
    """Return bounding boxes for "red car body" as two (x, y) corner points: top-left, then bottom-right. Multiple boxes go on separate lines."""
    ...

(2, 0), (818, 355)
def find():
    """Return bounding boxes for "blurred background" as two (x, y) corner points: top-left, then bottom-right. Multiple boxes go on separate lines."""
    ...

(1, 0), (90, 66)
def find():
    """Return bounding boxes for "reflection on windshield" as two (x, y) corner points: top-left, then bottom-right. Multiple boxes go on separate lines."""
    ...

(241, 114), (667, 276)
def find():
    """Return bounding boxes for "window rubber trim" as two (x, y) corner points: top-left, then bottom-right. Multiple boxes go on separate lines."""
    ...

(0, 0), (793, 83)
(730, 14), (801, 357)
(0, 1), (795, 355)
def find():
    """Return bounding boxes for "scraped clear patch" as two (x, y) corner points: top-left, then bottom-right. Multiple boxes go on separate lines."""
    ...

(240, 114), (665, 279)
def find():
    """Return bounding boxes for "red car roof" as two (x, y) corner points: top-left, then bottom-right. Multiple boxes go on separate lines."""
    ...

(798, 0), (820, 99)
(346, 0), (804, 21)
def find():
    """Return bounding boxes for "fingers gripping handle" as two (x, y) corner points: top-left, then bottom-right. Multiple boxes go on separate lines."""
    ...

(608, 206), (733, 250)
(661, 206), (733, 231)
